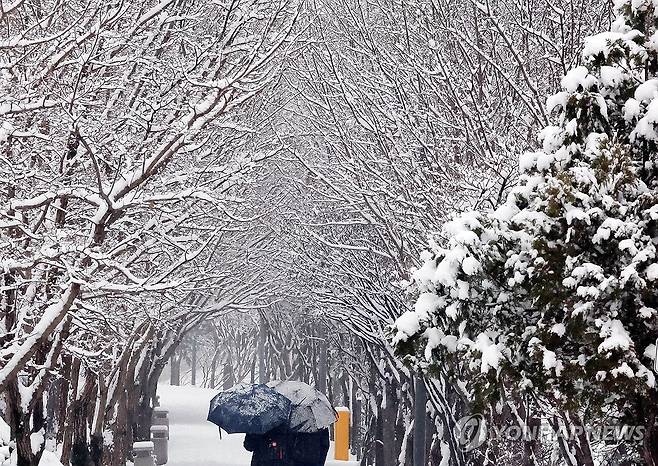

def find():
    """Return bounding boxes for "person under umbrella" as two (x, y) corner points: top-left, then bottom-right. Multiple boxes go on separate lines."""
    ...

(207, 383), (294, 466)
(266, 381), (337, 466)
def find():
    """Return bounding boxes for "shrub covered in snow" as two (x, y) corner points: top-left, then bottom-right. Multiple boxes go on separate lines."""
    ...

(393, 0), (658, 461)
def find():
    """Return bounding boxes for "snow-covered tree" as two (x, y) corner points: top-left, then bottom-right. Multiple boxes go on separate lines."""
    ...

(280, 0), (612, 463)
(0, 1), (298, 464)
(393, 0), (658, 463)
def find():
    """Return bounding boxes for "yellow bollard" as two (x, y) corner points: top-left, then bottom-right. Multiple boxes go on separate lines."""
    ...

(334, 407), (350, 461)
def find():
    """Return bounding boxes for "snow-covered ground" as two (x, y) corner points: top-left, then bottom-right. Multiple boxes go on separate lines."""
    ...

(159, 384), (250, 466)
(158, 384), (359, 466)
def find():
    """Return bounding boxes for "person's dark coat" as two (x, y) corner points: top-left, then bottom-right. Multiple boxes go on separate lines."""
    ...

(290, 428), (330, 466)
(244, 427), (292, 466)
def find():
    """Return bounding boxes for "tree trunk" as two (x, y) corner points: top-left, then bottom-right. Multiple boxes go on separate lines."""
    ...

(191, 337), (198, 386)
(375, 406), (385, 466)
(642, 401), (658, 466)
(258, 314), (267, 383)
(250, 352), (257, 384)
(6, 379), (38, 466)
(46, 380), (60, 437)
(413, 377), (427, 466)
(223, 361), (235, 390)
(131, 354), (154, 442)
(57, 355), (73, 443)
(90, 376), (107, 466)
(316, 326), (327, 394)
(169, 354), (181, 386)
(382, 381), (397, 465)
(352, 391), (362, 458)
(90, 434), (104, 466)
(570, 412), (595, 466)
(429, 434), (443, 466)
(425, 412), (434, 464)
(106, 387), (130, 466)
(70, 375), (97, 466)
(210, 349), (220, 389)
(61, 358), (82, 464)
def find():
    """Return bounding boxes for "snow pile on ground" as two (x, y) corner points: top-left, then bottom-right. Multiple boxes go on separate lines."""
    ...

(38, 451), (64, 466)
(158, 383), (358, 466)
(326, 444), (359, 466)
(1, 416), (10, 466)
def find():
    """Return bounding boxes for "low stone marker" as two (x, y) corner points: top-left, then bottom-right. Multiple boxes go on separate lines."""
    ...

(152, 407), (169, 438)
(151, 425), (169, 465)
(133, 441), (155, 466)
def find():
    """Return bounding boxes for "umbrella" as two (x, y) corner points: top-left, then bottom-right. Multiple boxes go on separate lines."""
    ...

(267, 380), (338, 433)
(207, 383), (292, 434)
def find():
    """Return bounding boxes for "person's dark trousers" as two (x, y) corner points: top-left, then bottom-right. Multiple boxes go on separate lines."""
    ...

(290, 428), (330, 466)
(244, 429), (293, 466)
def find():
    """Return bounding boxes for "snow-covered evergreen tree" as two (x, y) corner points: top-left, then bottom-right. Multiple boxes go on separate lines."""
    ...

(393, 0), (658, 462)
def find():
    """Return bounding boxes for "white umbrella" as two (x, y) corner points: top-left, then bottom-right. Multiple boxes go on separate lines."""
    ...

(267, 380), (338, 433)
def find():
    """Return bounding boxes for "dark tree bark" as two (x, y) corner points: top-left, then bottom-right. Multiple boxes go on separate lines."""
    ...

(210, 348), (221, 389)
(61, 358), (82, 464)
(382, 381), (397, 465)
(57, 355), (73, 443)
(69, 370), (97, 466)
(317, 327), (328, 395)
(223, 361), (235, 390)
(7, 379), (38, 466)
(352, 391), (363, 457)
(191, 337), (198, 386)
(90, 434), (103, 466)
(46, 380), (60, 436)
(375, 407), (385, 466)
(169, 353), (181, 386)
(413, 376), (427, 466)
(258, 313), (268, 383)
(641, 398), (658, 466)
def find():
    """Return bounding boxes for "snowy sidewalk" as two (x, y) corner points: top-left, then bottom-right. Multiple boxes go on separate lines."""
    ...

(158, 384), (251, 466)
(158, 384), (359, 466)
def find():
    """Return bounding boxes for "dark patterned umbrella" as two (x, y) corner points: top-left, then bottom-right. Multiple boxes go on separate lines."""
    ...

(207, 383), (292, 434)
(267, 380), (338, 433)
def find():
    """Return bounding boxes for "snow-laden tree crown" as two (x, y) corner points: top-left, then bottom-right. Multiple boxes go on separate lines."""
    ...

(4, 0), (658, 464)
(394, 0), (657, 420)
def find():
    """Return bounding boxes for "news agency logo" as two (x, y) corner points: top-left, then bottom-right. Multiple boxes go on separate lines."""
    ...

(454, 414), (486, 451)
(454, 414), (648, 451)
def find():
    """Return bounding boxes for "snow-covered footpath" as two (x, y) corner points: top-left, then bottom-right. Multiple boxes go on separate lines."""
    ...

(159, 384), (359, 466)
(159, 384), (251, 466)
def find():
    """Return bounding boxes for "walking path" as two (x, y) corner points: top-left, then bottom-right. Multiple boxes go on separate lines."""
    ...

(158, 383), (359, 466)
(159, 384), (251, 466)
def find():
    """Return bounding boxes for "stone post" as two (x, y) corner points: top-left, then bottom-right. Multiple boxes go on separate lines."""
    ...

(151, 425), (169, 465)
(152, 407), (169, 439)
(133, 441), (155, 466)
